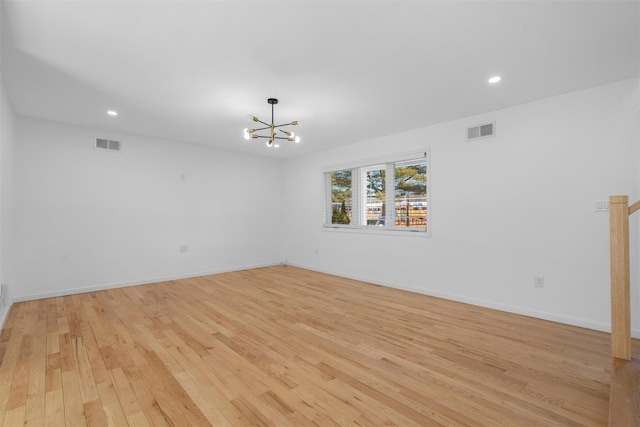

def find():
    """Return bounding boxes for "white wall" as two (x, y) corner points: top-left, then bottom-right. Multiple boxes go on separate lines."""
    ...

(0, 69), (16, 328)
(0, 0), (17, 327)
(12, 118), (284, 300)
(283, 78), (640, 336)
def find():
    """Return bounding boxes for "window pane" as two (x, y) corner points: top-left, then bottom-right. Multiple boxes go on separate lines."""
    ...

(366, 168), (385, 226)
(331, 170), (352, 224)
(395, 162), (427, 228)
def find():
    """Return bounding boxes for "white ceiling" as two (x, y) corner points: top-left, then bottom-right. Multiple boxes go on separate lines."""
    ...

(1, 1), (638, 158)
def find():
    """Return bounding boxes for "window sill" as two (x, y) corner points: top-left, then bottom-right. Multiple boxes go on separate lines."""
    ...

(322, 225), (430, 237)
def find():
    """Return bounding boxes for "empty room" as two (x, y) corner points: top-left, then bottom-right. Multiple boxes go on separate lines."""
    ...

(1, 1), (639, 426)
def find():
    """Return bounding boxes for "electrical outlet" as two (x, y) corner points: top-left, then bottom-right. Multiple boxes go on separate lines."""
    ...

(315, 249), (319, 256)
(534, 276), (544, 288)
(595, 200), (610, 212)
(179, 245), (188, 253)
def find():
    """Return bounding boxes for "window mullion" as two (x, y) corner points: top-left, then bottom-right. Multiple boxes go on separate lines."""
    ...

(346, 168), (357, 227)
(324, 172), (332, 224)
(385, 163), (395, 227)
(357, 168), (367, 226)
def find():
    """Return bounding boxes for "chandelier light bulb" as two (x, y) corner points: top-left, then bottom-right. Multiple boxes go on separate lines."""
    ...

(243, 128), (251, 140)
(294, 136), (301, 143)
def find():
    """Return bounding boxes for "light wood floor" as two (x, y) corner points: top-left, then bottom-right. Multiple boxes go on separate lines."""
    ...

(1, 266), (638, 426)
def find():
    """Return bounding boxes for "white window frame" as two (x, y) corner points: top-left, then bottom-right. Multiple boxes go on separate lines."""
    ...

(323, 150), (430, 236)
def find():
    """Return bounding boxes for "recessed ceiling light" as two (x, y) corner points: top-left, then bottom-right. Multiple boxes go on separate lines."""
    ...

(488, 76), (502, 84)
(107, 110), (118, 116)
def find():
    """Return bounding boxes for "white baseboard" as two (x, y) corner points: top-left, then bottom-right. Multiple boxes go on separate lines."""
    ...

(289, 262), (640, 339)
(12, 262), (280, 303)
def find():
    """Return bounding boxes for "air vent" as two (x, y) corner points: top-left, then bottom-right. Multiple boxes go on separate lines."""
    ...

(95, 138), (121, 151)
(466, 122), (495, 141)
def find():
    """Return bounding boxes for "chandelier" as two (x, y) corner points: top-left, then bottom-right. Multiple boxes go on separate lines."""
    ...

(243, 98), (301, 148)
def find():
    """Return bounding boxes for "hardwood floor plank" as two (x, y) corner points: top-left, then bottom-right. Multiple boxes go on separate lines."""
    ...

(95, 381), (129, 426)
(127, 375), (173, 427)
(107, 367), (145, 421)
(2, 406), (25, 427)
(1, 266), (638, 426)
(44, 351), (65, 427)
(139, 347), (211, 426)
(24, 301), (47, 427)
(166, 337), (258, 425)
(74, 337), (101, 404)
(44, 389), (65, 427)
(174, 370), (233, 426)
(0, 309), (27, 426)
(61, 369), (87, 426)
(0, 368), (13, 425)
(83, 398), (109, 427)
(609, 356), (640, 427)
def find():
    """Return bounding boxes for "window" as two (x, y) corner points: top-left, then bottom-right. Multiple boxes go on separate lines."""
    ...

(394, 160), (427, 228)
(364, 165), (385, 226)
(330, 170), (352, 225)
(324, 151), (429, 234)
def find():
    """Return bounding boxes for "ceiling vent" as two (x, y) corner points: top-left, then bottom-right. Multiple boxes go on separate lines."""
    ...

(466, 122), (495, 141)
(95, 138), (121, 151)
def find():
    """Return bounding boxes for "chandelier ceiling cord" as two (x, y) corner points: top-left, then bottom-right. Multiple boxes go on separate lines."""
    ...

(243, 98), (301, 148)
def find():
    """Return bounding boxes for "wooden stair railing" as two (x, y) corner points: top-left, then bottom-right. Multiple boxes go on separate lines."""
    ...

(608, 195), (639, 427)
(609, 195), (633, 361)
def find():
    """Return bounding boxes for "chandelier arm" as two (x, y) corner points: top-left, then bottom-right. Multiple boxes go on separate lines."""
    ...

(273, 123), (296, 128)
(253, 118), (271, 127)
(253, 135), (290, 140)
(251, 126), (271, 132)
